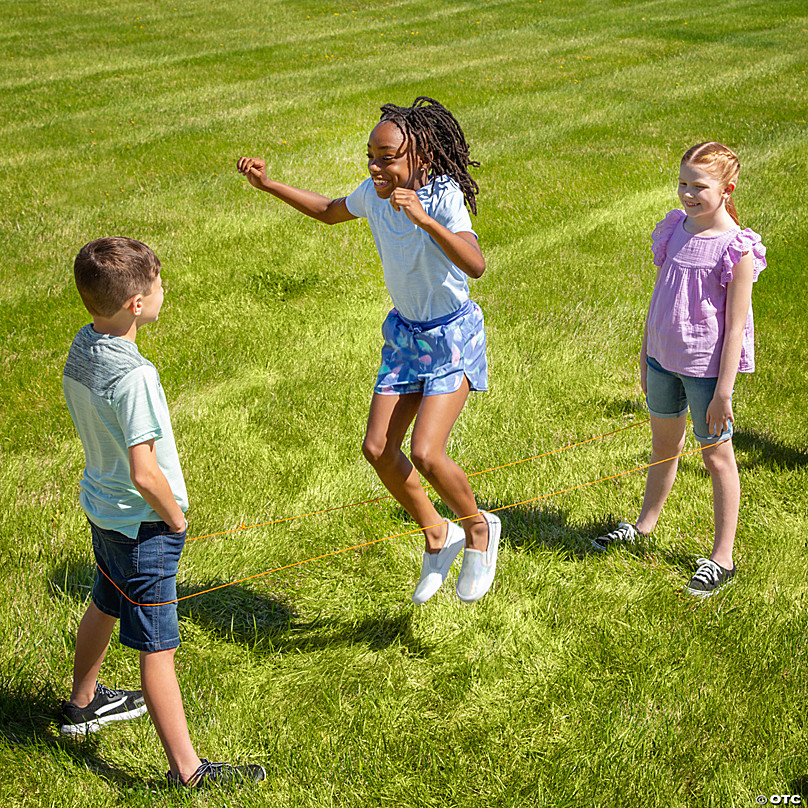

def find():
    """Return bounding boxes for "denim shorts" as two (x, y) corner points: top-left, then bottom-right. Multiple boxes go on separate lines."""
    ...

(375, 300), (488, 396)
(645, 356), (732, 444)
(90, 519), (186, 652)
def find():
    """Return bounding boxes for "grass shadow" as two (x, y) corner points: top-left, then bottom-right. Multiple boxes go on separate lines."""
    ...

(0, 680), (153, 789)
(181, 584), (295, 646)
(733, 428), (808, 471)
(788, 775), (808, 798)
(597, 403), (808, 471)
(479, 500), (593, 559)
(48, 558), (295, 643)
(401, 497), (622, 561)
(601, 397), (648, 420)
(48, 559), (427, 658)
(255, 607), (431, 658)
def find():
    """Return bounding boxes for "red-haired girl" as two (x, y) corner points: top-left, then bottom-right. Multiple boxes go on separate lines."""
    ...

(594, 142), (766, 597)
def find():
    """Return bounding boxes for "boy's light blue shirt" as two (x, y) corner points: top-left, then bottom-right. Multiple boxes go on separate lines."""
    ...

(63, 325), (188, 538)
(345, 175), (476, 323)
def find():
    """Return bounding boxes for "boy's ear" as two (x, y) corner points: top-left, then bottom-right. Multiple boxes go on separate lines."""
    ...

(125, 293), (144, 316)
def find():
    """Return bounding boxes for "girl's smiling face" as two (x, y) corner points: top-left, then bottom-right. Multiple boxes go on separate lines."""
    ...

(366, 121), (429, 199)
(678, 162), (734, 224)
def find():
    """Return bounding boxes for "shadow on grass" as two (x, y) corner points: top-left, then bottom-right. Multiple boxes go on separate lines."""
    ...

(598, 403), (808, 472)
(49, 559), (428, 658)
(240, 606), (431, 658)
(733, 428), (808, 471)
(478, 500), (597, 559)
(601, 397), (648, 421)
(0, 680), (155, 790)
(494, 498), (702, 578)
(788, 775), (808, 798)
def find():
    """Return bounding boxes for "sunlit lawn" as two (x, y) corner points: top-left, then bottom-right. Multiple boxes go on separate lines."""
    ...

(1, 1), (808, 806)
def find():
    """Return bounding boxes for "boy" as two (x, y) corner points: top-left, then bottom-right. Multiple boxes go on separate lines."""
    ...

(61, 237), (265, 788)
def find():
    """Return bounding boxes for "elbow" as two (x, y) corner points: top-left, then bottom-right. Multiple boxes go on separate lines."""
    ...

(318, 200), (345, 225)
(310, 209), (334, 224)
(467, 257), (486, 279)
(130, 469), (155, 495)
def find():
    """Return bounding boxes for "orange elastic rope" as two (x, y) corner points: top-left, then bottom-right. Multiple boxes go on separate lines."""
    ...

(466, 418), (650, 479)
(186, 418), (650, 543)
(98, 436), (719, 607)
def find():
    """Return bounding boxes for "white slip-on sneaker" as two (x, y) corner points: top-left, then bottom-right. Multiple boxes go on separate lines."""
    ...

(412, 520), (466, 605)
(456, 512), (502, 603)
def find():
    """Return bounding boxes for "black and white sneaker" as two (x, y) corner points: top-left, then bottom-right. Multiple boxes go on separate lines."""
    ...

(685, 557), (735, 597)
(592, 522), (639, 551)
(60, 683), (147, 735)
(166, 759), (267, 788)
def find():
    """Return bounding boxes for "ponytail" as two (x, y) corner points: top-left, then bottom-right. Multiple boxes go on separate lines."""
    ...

(378, 97), (480, 214)
(682, 142), (741, 225)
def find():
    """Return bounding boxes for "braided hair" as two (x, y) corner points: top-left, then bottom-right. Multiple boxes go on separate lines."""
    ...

(378, 97), (480, 215)
(681, 141), (741, 225)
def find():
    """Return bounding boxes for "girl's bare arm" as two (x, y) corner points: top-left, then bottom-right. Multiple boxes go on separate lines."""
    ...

(389, 188), (485, 278)
(705, 251), (755, 436)
(237, 157), (357, 225)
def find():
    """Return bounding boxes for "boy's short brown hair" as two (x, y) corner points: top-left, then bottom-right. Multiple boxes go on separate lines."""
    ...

(74, 237), (161, 317)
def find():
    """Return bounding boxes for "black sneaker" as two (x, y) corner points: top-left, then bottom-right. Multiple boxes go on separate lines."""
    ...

(686, 557), (736, 597)
(166, 759), (267, 788)
(60, 683), (147, 735)
(592, 522), (639, 551)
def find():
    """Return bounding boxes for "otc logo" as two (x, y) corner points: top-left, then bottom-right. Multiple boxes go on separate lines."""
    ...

(756, 797), (802, 805)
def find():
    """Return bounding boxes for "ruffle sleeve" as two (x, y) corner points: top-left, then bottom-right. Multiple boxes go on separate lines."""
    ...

(651, 209), (685, 267)
(721, 228), (767, 284)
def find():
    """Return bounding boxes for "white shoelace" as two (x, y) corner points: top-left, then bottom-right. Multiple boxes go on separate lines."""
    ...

(604, 524), (635, 542)
(690, 557), (721, 585)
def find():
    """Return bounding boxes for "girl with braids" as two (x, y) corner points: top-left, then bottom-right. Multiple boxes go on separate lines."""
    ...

(594, 142), (767, 597)
(237, 97), (500, 603)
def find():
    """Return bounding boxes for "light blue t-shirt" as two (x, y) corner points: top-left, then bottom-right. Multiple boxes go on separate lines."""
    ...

(345, 175), (477, 323)
(63, 325), (188, 538)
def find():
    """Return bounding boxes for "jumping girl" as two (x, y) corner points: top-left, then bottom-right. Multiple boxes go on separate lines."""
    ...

(237, 97), (500, 604)
(593, 142), (766, 597)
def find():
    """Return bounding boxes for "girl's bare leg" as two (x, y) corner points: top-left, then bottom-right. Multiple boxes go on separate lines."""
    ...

(635, 413), (688, 535)
(362, 392), (447, 551)
(410, 377), (488, 551)
(700, 437), (739, 569)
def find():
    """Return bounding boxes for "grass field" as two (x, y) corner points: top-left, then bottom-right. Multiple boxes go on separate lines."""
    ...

(2, 0), (808, 805)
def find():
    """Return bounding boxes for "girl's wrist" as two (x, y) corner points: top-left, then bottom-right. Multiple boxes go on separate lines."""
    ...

(413, 213), (436, 231)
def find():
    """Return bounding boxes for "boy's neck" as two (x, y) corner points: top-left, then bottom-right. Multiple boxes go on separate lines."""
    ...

(91, 314), (139, 342)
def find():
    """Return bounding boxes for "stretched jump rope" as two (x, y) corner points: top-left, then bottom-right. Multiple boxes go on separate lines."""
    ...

(95, 418), (725, 606)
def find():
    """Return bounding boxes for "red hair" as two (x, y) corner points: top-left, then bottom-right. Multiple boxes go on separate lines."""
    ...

(681, 142), (741, 225)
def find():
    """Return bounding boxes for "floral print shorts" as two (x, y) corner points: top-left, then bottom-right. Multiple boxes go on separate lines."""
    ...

(374, 301), (488, 396)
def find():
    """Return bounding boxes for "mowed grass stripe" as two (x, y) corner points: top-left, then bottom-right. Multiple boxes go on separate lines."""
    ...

(2, 1), (808, 806)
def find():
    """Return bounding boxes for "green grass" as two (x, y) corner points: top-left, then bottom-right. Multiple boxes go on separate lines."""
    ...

(2, 0), (808, 805)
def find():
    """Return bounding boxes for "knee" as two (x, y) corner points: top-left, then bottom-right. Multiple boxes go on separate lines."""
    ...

(410, 441), (443, 478)
(651, 434), (686, 460)
(362, 435), (392, 468)
(140, 645), (177, 668)
(702, 443), (736, 475)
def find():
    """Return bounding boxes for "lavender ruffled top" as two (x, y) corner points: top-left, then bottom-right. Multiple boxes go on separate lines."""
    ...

(646, 209), (767, 378)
